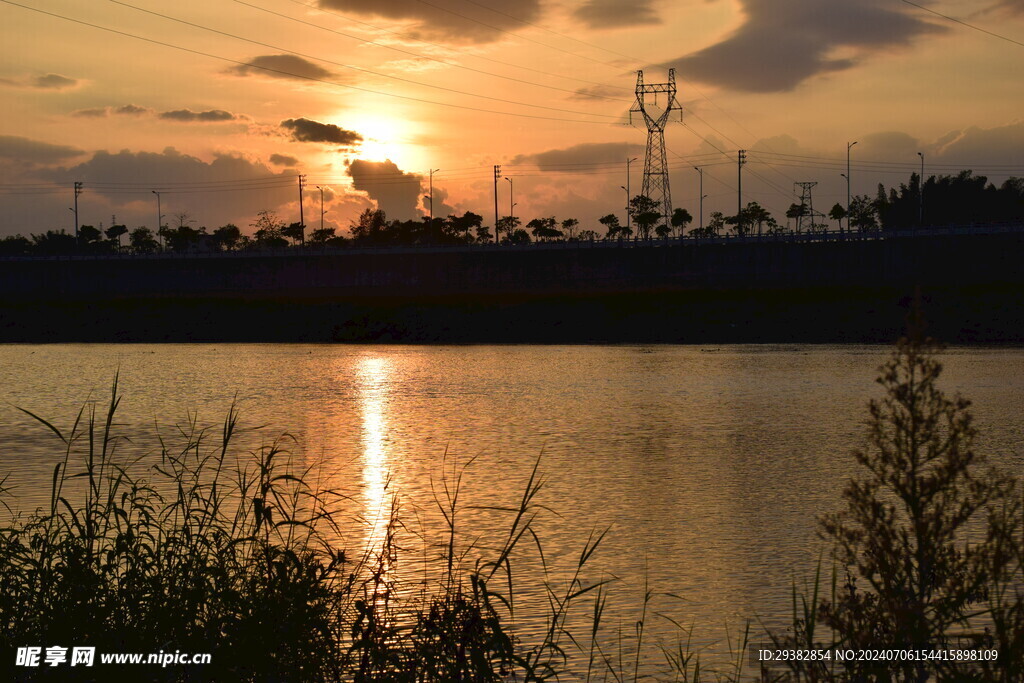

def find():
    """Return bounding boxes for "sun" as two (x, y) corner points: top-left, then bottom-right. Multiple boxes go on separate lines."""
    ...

(344, 113), (422, 170)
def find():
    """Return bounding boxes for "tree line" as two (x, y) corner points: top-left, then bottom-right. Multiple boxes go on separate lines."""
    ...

(1, 170), (1022, 256)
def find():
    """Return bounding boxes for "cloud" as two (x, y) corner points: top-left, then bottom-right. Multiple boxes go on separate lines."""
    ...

(0, 136), (85, 165)
(227, 54), (334, 81)
(34, 73), (78, 89)
(574, 0), (661, 29)
(667, 0), (944, 92)
(31, 147), (298, 233)
(71, 104), (155, 118)
(571, 84), (629, 101)
(932, 122), (1024, 166)
(511, 141), (645, 171)
(0, 73), (79, 90)
(269, 153), (300, 167)
(318, 0), (541, 44)
(71, 108), (109, 118)
(281, 118), (363, 145)
(115, 104), (149, 115)
(159, 109), (239, 122)
(348, 158), (423, 220)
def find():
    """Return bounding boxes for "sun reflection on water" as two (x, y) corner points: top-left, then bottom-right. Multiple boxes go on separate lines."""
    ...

(355, 356), (394, 563)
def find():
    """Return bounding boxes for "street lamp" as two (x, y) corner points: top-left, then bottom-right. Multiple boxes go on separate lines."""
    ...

(694, 166), (704, 233)
(151, 190), (164, 248)
(620, 186), (630, 232)
(505, 176), (513, 221)
(846, 141), (857, 235)
(315, 185), (324, 233)
(917, 152), (924, 227)
(428, 168), (440, 223)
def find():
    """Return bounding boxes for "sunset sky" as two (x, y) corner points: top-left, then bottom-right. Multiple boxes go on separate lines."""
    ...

(2, 0), (1023, 237)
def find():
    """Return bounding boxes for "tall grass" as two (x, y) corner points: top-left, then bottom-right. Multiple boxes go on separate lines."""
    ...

(0, 377), (724, 682)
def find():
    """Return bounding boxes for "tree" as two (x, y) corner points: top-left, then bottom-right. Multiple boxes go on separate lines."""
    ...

(449, 211), (483, 243)
(282, 222), (305, 245)
(129, 227), (159, 253)
(706, 211), (725, 236)
(560, 218), (579, 240)
(475, 224), (493, 243)
(812, 332), (1022, 681)
(212, 224), (242, 251)
(598, 214), (624, 239)
(670, 208), (692, 237)
(104, 224), (128, 249)
(577, 229), (599, 241)
(31, 230), (77, 255)
(849, 195), (879, 232)
(743, 201), (775, 236)
(526, 216), (561, 241)
(78, 225), (102, 245)
(495, 216), (521, 243)
(628, 195), (660, 239)
(0, 234), (31, 256)
(309, 226), (336, 245)
(829, 203), (847, 231)
(251, 209), (287, 247)
(786, 202), (808, 231)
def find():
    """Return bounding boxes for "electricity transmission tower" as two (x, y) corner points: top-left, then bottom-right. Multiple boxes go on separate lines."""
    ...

(794, 181), (824, 233)
(630, 69), (682, 229)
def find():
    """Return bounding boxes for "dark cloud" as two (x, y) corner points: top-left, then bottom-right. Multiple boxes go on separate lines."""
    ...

(574, 0), (661, 29)
(0, 73), (79, 90)
(33, 73), (77, 89)
(318, 0), (541, 44)
(281, 118), (362, 145)
(71, 108), (109, 118)
(348, 158), (423, 221)
(228, 54), (334, 81)
(0, 136), (85, 164)
(32, 148), (296, 233)
(71, 104), (152, 118)
(512, 142), (645, 171)
(933, 122), (1024, 166)
(571, 84), (629, 101)
(269, 153), (300, 167)
(159, 109), (238, 122)
(667, 0), (944, 92)
(115, 104), (150, 116)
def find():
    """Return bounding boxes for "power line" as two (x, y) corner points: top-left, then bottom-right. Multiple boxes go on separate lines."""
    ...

(900, 0), (1024, 49)
(0, 0), (622, 125)
(280, 0), (629, 91)
(106, 0), (623, 119)
(231, 0), (628, 102)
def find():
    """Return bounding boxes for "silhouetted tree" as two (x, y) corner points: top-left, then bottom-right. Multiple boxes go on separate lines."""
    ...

(104, 224), (128, 250)
(706, 211), (725, 236)
(129, 227), (159, 254)
(31, 230), (77, 255)
(829, 203), (847, 231)
(598, 213), (624, 239)
(628, 195), (660, 239)
(527, 216), (561, 241)
(0, 234), (31, 256)
(817, 334), (1021, 680)
(577, 229), (599, 241)
(670, 207), (692, 237)
(251, 209), (287, 247)
(212, 224), (242, 251)
(560, 217), (579, 240)
(449, 212), (483, 243)
(79, 225), (102, 245)
(475, 224), (493, 243)
(282, 222), (305, 245)
(849, 195), (879, 232)
(309, 226), (336, 245)
(495, 216), (521, 243)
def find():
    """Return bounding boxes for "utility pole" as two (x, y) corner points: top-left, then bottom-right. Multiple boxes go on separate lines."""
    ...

(428, 168), (439, 223)
(917, 151), (924, 227)
(694, 167), (704, 233)
(315, 185), (324, 233)
(625, 157), (637, 231)
(737, 150), (746, 219)
(847, 141), (857, 233)
(297, 174), (306, 244)
(151, 190), (163, 248)
(505, 176), (513, 222)
(493, 164), (501, 243)
(73, 181), (82, 243)
(631, 69), (682, 228)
